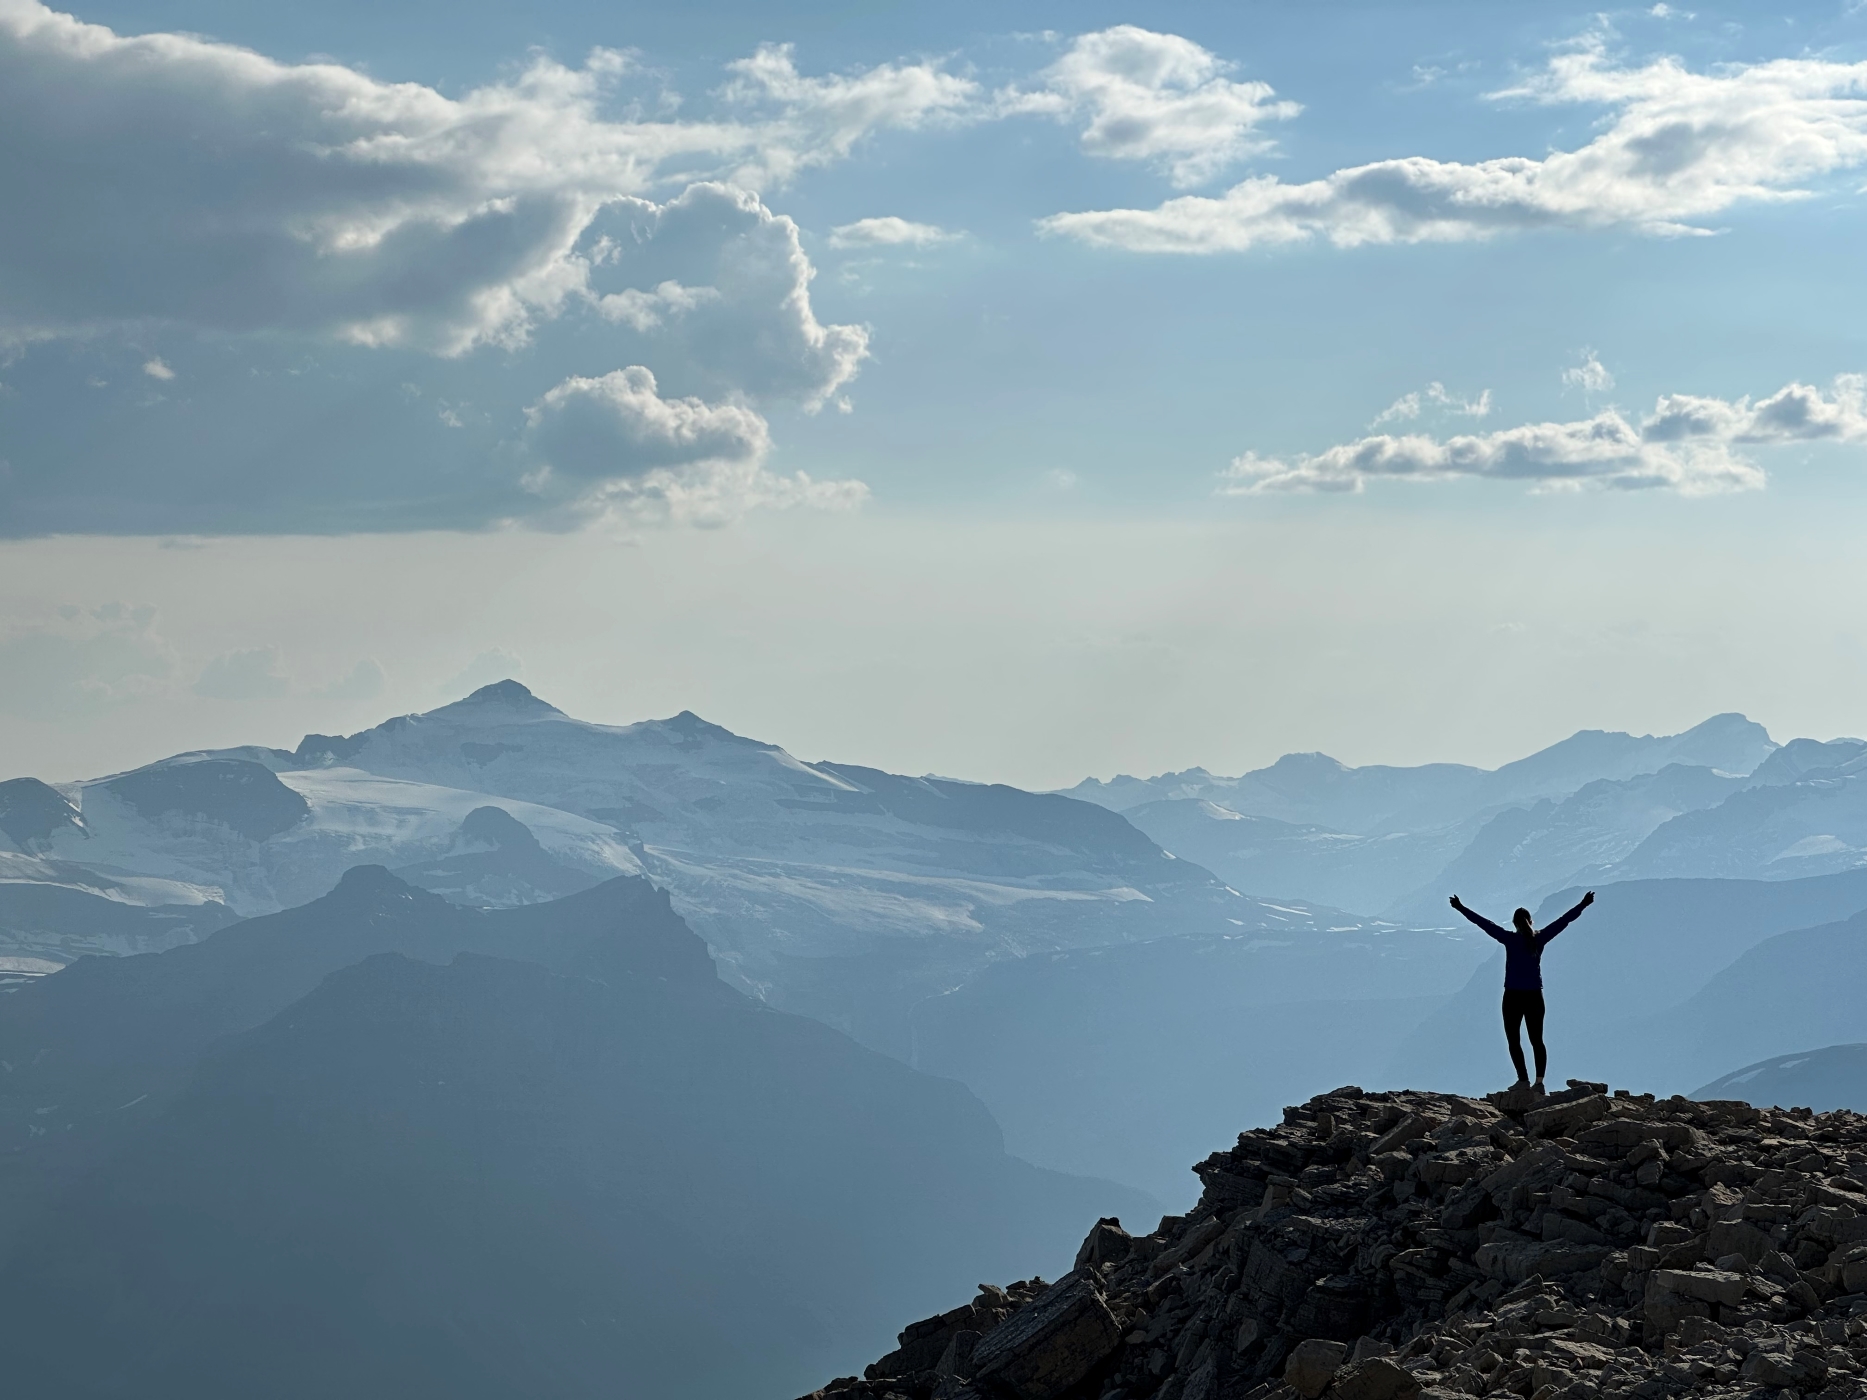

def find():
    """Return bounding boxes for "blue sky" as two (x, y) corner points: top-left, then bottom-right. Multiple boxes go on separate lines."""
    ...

(3, 0), (1867, 783)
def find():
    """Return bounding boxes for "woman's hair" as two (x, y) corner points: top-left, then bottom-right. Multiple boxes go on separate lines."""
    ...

(1513, 907), (1534, 932)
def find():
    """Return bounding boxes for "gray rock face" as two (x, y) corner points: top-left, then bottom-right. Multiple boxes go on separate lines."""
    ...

(967, 1271), (1123, 1400)
(103, 757), (311, 841)
(803, 1080), (1867, 1400)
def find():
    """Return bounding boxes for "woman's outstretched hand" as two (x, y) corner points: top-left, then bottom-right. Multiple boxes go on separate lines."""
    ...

(1581, 890), (1595, 907)
(1448, 895), (1464, 911)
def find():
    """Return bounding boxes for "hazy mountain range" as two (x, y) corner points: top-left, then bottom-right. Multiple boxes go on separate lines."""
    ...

(9, 686), (1867, 1201)
(1062, 713), (1867, 917)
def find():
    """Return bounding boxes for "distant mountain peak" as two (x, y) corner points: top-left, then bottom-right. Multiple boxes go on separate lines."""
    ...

(329, 863), (439, 908)
(659, 710), (769, 747)
(0, 777), (87, 851)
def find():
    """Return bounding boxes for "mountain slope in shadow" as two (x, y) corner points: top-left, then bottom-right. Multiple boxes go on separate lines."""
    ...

(0, 869), (1153, 1400)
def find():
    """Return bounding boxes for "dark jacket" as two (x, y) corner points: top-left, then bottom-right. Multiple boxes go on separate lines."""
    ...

(1454, 896), (1590, 991)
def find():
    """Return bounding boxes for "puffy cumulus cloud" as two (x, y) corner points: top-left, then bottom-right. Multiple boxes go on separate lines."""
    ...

(522, 366), (865, 525)
(0, 2), (953, 355)
(581, 183), (868, 410)
(1040, 38), (1867, 251)
(1001, 26), (1299, 187)
(193, 645), (290, 699)
(0, 6), (928, 534)
(1223, 375), (1866, 496)
(828, 216), (959, 248)
(1645, 375), (1867, 443)
(0, 603), (174, 718)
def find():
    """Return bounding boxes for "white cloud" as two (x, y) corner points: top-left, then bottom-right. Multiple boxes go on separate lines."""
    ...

(522, 365), (865, 524)
(0, 8), (927, 533)
(581, 183), (868, 410)
(0, 603), (174, 718)
(828, 216), (959, 248)
(718, 43), (978, 190)
(0, 3), (956, 355)
(1371, 382), (1491, 426)
(591, 280), (722, 333)
(193, 645), (290, 699)
(1001, 26), (1299, 187)
(1562, 350), (1616, 395)
(1223, 374), (1865, 495)
(1039, 38), (1867, 251)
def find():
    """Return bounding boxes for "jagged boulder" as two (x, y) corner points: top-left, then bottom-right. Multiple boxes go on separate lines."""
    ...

(804, 1080), (1867, 1400)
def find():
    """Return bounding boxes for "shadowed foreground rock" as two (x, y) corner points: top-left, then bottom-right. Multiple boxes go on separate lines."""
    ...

(801, 1083), (1867, 1400)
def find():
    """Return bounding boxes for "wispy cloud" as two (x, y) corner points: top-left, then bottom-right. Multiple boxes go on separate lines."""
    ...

(1371, 382), (1492, 427)
(828, 216), (960, 248)
(1223, 374), (1866, 495)
(1040, 37), (1867, 251)
(1562, 350), (1616, 396)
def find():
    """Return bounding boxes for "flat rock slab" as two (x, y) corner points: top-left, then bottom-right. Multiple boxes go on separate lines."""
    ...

(969, 1271), (1120, 1400)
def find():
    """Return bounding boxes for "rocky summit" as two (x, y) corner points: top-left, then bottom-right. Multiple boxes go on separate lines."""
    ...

(801, 1082), (1867, 1400)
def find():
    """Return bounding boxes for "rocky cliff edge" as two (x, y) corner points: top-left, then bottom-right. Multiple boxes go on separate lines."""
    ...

(801, 1082), (1867, 1400)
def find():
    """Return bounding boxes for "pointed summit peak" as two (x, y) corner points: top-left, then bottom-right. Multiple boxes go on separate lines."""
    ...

(463, 679), (552, 708)
(427, 679), (565, 720)
(659, 710), (772, 749)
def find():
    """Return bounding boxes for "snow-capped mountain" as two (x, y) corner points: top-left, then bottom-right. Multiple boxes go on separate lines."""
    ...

(12, 744), (640, 920)
(1, 682), (1352, 1054)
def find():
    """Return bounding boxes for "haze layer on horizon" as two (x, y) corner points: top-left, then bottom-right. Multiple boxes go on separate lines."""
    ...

(4, 0), (1867, 785)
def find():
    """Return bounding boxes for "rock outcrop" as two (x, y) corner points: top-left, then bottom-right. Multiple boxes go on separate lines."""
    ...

(802, 1082), (1867, 1400)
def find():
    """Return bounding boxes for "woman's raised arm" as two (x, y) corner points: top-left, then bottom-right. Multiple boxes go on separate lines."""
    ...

(1449, 895), (1509, 942)
(1539, 889), (1596, 944)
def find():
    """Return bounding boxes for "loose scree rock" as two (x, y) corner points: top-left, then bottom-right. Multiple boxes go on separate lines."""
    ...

(802, 1082), (1867, 1400)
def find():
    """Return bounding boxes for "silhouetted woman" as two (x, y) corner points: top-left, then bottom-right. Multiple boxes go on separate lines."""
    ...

(1448, 890), (1594, 1094)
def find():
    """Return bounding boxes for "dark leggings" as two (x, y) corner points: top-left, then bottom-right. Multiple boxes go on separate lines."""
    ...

(1502, 989), (1547, 1083)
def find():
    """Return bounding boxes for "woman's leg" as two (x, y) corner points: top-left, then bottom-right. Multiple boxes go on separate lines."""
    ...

(1525, 991), (1548, 1084)
(1501, 992), (1529, 1084)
